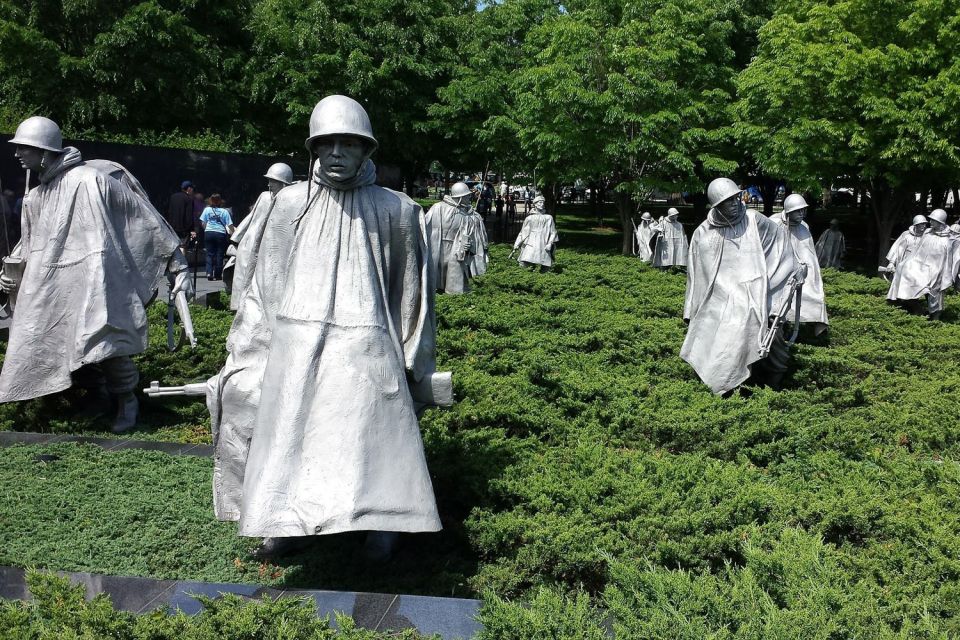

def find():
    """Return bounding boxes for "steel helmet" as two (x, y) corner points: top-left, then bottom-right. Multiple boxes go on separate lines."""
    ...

(912, 214), (928, 226)
(532, 195), (545, 207)
(830, 218), (839, 225)
(667, 207), (680, 217)
(264, 162), (293, 185)
(9, 116), (63, 153)
(641, 212), (652, 221)
(929, 209), (948, 225)
(304, 95), (378, 151)
(782, 193), (809, 215)
(450, 182), (472, 199)
(706, 178), (741, 208)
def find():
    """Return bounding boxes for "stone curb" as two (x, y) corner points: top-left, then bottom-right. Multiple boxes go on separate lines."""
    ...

(0, 566), (482, 638)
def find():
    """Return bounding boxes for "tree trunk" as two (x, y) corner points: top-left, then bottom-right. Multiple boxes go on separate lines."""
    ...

(931, 187), (947, 210)
(760, 180), (777, 217)
(953, 187), (960, 216)
(916, 189), (929, 214)
(870, 178), (913, 265)
(691, 191), (708, 221)
(589, 181), (600, 226)
(543, 181), (559, 216)
(615, 190), (635, 255)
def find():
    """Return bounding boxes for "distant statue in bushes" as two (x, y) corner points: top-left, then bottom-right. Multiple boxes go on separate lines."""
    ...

(425, 181), (480, 294)
(466, 205), (489, 278)
(882, 209), (955, 320)
(815, 218), (846, 269)
(883, 214), (927, 270)
(225, 162), (293, 310)
(512, 195), (559, 271)
(632, 212), (657, 262)
(681, 177), (805, 394)
(770, 194), (829, 335)
(205, 96), (450, 559)
(651, 208), (689, 269)
(0, 116), (193, 433)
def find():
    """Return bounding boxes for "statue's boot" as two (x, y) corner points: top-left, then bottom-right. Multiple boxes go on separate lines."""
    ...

(111, 392), (139, 434)
(251, 536), (312, 560)
(75, 385), (111, 420)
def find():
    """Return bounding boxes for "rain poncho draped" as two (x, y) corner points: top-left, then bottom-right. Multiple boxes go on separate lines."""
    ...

(229, 190), (274, 310)
(466, 210), (489, 277)
(0, 147), (180, 402)
(425, 197), (473, 293)
(886, 227), (924, 267)
(213, 160), (444, 537)
(815, 228), (845, 269)
(652, 216), (689, 267)
(681, 208), (797, 395)
(633, 219), (657, 261)
(887, 227), (956, 303)
(514, 212), (559, 267)
(770, 212), (828, 329)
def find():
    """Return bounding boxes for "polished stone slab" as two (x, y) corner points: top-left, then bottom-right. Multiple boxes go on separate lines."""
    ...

(0, 565), (483, 638)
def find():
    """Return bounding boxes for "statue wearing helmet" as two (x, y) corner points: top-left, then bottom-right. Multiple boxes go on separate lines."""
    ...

(225, 162), (294, 310)
(885, 208), (956, 319)
(816, 218), (846, 269)
(424, 181), (482, 293)
(681, 177), (804, 394)
(207, 95), (448, 560)
(633, 212), (658, 262)
(0, 116), (192, 433)
(513, 194), (559, 270)
(770, 194), (829, 334)
(651, 207), (689, 269)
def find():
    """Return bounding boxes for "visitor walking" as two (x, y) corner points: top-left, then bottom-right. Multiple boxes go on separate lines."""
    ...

(167, 180), (196, 245)
(200, 194), (233, 280)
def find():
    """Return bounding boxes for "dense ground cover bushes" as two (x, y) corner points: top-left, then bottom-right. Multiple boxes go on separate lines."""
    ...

(0, 234), (958, 635)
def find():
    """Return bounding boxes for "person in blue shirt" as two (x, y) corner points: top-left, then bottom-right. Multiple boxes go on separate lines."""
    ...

(199, 194), (233, 280)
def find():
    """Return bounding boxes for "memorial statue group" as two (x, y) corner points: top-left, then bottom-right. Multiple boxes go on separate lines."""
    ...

(0, 95), (951, 558)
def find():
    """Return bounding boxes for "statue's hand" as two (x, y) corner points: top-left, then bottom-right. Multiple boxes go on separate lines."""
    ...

(794, 262), (808, 285)
(0, 274), (18, 294)
(172, 270), (195, 301)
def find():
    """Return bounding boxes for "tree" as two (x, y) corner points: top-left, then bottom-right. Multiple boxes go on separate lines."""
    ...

(735, 0), (960, 263)
(483, 0), (744, 253)
(246, 0), (472, 188)
(0, 0), (254, 148)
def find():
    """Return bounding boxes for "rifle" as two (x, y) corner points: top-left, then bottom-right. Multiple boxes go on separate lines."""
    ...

(759, 267), (805, 358)
(143, 380), (207, 398)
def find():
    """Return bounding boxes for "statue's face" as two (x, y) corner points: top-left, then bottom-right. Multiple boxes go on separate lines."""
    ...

(913, 222), (928, 234)
(787, 208), (806, 225)
(930, 220), (946, 233)
(267, 178), (285, 196)
(312, 135), (369, 182)
(714, 196), (743, 222)
(14, 146), (44, 172)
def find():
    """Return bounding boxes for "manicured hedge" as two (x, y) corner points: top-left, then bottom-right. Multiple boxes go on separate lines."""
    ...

(0, 236), (958, 636)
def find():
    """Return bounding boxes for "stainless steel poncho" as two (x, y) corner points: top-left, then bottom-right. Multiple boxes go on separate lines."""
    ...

(229, 190), (274, 311)
(887, 228), (956, 303)
(652, 216), (689, 267)
(770, 212), (829, 330)
(514, 213), (559, 267)
(886, 228), (924, 267)
(815, 228), (845, 269)
(208, 186), (295, 522)
(681, 208), (797, 395)
(425, 197), (472, 293)
(466, 210), (489, 277)
(633, 220), (657, 262)
(231, 161), (444, 537)
(0, 147), (181, 402)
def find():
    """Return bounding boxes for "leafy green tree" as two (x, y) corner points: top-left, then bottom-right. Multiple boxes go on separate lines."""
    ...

(246, 0), (472, 187)
(735, 0), (960, 262)
(0, 0), (254, 148)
